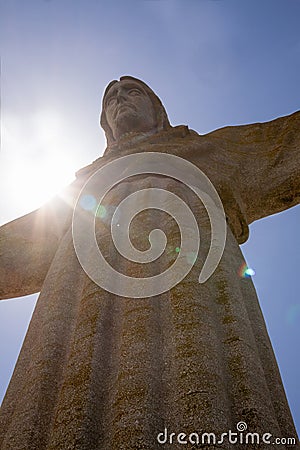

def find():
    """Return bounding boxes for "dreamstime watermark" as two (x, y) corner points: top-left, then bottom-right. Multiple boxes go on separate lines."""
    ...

(72, 152), (227, 298)
(156, 421), (298, 446)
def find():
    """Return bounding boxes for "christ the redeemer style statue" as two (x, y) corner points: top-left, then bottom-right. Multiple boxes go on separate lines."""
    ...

(0, 76), (299, 450)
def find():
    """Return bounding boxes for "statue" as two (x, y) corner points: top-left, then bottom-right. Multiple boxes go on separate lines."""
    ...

(0, 76), (299, 449)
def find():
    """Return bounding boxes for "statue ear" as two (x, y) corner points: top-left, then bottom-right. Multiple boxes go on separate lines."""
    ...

(156, 107), (170, 132)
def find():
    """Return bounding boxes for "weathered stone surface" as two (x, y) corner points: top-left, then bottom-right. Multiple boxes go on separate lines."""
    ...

(0, 77), (299, 449)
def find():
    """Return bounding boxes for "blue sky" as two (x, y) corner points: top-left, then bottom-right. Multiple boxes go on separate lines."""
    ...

(0, 0), (299, 434)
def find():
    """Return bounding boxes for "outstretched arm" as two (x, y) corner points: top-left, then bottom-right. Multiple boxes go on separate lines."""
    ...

(0, 185), (76, 300)
(206, 110), (300, 224)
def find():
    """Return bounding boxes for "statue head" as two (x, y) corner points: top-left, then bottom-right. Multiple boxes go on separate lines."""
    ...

(100, 76), (171, 146)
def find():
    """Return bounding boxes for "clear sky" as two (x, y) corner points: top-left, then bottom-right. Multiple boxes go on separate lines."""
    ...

(0, 0), (299, 435)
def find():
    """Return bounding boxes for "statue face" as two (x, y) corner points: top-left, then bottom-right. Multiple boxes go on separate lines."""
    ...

(104, 80), (157, 140)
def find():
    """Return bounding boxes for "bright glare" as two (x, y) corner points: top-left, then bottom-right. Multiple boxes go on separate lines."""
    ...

(245, 267), (255, 277)
(0, 110), (83, 224)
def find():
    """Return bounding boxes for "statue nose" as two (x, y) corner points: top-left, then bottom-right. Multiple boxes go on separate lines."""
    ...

(116, 90), (127, 103)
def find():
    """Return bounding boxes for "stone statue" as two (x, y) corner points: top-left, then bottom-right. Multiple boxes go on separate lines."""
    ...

(0, 76), (299, 449)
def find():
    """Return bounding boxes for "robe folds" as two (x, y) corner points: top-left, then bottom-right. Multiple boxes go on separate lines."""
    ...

(0, 111), (299, 450)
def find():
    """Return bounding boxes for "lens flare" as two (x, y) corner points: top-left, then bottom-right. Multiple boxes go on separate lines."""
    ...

(96, 204), (107, 218)
(79, 194), (97, 211)
(238, 262), (255, 278)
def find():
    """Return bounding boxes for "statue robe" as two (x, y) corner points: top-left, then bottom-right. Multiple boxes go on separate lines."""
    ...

(0, 111), (299, 450)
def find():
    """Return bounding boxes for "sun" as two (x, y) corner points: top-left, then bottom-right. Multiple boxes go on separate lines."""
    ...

(0, 109), (83, 224)
(8, 153), (75, 209)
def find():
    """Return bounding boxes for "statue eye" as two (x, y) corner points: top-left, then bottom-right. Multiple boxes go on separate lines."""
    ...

(128, 89), (142, 96)
(106, 96), (116, 106)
